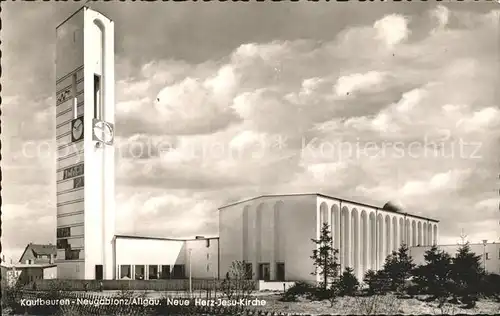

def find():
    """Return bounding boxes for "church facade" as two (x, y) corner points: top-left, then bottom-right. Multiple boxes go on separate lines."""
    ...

(219, 194), (439, 282)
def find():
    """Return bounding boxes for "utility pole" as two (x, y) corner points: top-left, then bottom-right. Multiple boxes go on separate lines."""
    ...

(189, 248), (192, 298)
(482, 240), (488, 272)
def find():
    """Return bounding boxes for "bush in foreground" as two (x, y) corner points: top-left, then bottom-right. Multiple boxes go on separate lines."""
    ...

(481, 273), (500, 301)
(450, 243), (484, 308)
(412, 245), (453, 303)
(280, 281), (316, 302)
(350, 294), (401, 315)
(336, 267), (359, 297)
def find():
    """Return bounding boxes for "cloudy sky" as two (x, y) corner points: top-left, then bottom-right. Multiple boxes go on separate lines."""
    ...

(2, 1), (499, 262)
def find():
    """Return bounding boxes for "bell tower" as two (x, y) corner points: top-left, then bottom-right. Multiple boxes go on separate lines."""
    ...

(55, 6), (115, 280)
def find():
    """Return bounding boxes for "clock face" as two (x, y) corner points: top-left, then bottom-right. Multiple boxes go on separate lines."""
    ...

(93, 121), (114, 145)
(71, 118), (84, 142)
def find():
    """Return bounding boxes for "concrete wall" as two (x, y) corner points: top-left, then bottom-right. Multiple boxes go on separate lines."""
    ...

(83, 7), (115, 281)
(258, 281), (295, 292)
(185, 238), (219, 279)
(43, 266), (58, 279)
(57, 261), (85, 279)
(409, 243), (500, 275)
(219, 195), (317, 282)
(114, 237), (177, 280)
(115, 238), (185, 266)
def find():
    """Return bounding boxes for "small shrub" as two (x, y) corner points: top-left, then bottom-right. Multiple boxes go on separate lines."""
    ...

(336, 267), (359, 296)
(219, 261), (255, 313)
(406, 283), (421, 297)
(1, 282), (24, 313)
(363, 270), (391, 295)
(310, 286), (335, 301)
(431, 298), (458, 315)
(481, 273), (500, 299)
(280, 281), (315, 302)
(351, 294), (401, 315)
(116, 282), (135, 300)
(363, 270), (378, 295)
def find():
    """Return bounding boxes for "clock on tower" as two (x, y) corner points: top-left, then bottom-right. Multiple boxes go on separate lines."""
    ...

(71, 117), (84, 142)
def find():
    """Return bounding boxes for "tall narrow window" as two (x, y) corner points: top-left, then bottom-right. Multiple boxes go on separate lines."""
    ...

(72, 74), (78, 119)
(258, 263), (270, 281)
(94, 74), (101, 120)
(245, 263), (252, 280)
(276, 263), (285, 281)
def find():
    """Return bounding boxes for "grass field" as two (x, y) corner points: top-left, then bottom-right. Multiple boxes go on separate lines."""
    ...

(251, 293), (500, 315)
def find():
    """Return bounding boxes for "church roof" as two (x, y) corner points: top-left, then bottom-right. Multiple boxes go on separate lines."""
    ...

(218, 193), (439, 223)
(382, 201), (404, 213)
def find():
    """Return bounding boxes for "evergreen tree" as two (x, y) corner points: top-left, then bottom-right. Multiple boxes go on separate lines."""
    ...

(380, 244), (415, 292)
(336, 267), (359, 296)
(412, 245), (453, 300)
(311, 223), (340, 291)
(450, 243), (484, 306)
(363, 269), (379, 295)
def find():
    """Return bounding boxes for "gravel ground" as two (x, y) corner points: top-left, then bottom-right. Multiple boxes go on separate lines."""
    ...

(249, 294), (500, 315)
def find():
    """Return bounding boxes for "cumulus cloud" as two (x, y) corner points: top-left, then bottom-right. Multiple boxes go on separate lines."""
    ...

(334, 71), (387, 97)
(400, 169), (472, 196)
(374, 14), (411, 48)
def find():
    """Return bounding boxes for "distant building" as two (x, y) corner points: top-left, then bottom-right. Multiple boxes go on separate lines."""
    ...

(19, 243), (57, 265)
(2, 255), (57, 286)
(409, 242), (500, 275)
(0, 243), (59, 286)
(9, 264), (58, 285)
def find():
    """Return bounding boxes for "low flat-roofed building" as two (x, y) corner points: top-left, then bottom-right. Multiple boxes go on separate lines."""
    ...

(113, 235), (219, 280)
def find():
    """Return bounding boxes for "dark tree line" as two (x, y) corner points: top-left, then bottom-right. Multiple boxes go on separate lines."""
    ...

(283, 224), (500, 308)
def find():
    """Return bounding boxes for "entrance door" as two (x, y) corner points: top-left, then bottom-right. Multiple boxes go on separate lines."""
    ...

(276, 263), (285, 281)
(258, 263), (270, 281)
(95, 265), (103, 280)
